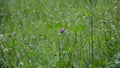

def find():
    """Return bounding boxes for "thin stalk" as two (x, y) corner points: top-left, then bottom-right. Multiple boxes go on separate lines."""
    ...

(89, 0), (94, 64)
(58, 34), (64, 68)
(108, 0), (113, 59)
(59, 40), (62, 68)
(115, 0), (120, 49)
(90, 16), (94, 64)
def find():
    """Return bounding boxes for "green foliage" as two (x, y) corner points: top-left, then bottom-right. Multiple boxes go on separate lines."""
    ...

(0, 0), (120, 68)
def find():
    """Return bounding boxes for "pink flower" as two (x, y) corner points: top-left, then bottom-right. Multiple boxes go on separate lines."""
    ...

(59, 28), (65, 33)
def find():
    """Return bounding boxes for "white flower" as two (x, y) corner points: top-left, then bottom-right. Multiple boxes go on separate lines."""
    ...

(19, 62), (23, 65)
(3, 48), (8, 52)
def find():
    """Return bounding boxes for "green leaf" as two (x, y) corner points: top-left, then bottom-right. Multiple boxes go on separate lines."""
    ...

(71, 24), (86, 33)
(56, 60), (67, 67)
(46, 23), (53, 28)
(55, 23), (62, 29)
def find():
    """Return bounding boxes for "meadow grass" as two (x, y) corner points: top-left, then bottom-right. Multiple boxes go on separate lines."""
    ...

(0, 0), (120, 68)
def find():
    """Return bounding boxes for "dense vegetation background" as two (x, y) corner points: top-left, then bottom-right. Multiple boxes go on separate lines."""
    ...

(0, 0), (120, 68)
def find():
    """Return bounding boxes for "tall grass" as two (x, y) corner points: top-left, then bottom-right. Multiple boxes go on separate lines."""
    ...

(0, 0), (120, 68)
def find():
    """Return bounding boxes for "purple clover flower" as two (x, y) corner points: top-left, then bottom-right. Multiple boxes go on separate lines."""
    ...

(59, 27), (65, 33)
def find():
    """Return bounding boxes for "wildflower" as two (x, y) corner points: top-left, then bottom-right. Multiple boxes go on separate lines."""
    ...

(59, 27), (65, 33)
(3, 48), (8, 52)
(19, 62), (23, 65)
